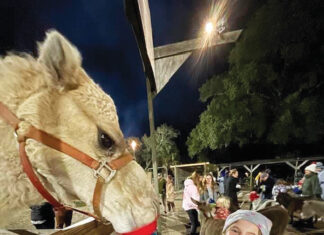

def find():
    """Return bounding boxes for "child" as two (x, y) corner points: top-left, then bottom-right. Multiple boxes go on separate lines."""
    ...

(166, 175), (176, 213)
(212, 196), (231, 220)
(272, 179), (291, 200)
(222, 210), (272, 235)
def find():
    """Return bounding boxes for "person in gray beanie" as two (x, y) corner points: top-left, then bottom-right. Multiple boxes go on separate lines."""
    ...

(316, 162), (324, 200)
(222, 209), (272, 235)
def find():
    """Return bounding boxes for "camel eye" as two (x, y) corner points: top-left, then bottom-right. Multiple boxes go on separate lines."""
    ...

(98, 130), (114, 150)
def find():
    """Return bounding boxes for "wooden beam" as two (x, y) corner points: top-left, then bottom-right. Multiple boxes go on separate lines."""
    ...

(252, 164), (261, 172)
(217, 156), (324, 168)
(243, 165), (252, 173)
(297, 160), (309, 169)
(154, 29), (243, 59)
(219, 166), (228, 174)
(285, 161), (297, 170)
(124, 0), (156, 94)
(53, 218), (114, 234)
(170, 162), (210, 168)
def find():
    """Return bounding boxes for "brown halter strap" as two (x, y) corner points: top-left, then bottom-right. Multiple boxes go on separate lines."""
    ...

(0, 101), (133, 223)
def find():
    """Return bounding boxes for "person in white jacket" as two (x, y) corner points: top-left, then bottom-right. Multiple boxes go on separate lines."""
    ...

(316, 162), (324, 200)
(182, 171), (201, 235)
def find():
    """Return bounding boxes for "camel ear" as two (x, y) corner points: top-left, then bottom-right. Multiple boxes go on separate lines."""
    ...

(191, 197), (201, 206)
(38, 30), (82, 89)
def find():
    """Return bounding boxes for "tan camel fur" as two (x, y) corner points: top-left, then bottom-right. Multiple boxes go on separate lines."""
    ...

(0, 30), (158, 233)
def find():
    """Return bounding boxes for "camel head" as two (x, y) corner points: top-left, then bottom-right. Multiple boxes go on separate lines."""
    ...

(0, 30), (158, 232)
(191, 198), (214, 219)
(300, 200), (315, 219)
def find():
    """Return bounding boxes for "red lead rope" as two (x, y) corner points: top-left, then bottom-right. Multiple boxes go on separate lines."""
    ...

(121, 217), (158, 235)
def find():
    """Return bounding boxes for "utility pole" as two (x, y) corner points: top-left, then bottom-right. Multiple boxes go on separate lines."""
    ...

(146, 77), (159, 197)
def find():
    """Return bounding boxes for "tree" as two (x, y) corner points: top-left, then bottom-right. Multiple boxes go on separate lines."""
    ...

(137, 124), (180, 169)
(187, 0), (324, 157)
(136, 135), (154, 170)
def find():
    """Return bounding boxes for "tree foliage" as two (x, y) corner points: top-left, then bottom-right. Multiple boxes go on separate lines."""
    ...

(137, 124), (180, 169)
(187, 0), (324, 157)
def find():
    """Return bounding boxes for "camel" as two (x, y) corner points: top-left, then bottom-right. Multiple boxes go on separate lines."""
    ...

(0, 30), (158, 233)
(301, 200), (324, 219)
(276, 192), (311, 223)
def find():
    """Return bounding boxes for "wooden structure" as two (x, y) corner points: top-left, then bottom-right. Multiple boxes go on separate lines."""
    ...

(53, 219), (114, 235)
(170, 162), (210, 190)
(217, 156), (324, 189)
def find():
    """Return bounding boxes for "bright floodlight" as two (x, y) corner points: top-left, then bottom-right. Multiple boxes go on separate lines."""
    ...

(205, 22), (214, 34)
(131, 140), (137, 151)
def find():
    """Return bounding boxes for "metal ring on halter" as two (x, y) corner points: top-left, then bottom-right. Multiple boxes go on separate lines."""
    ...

(93, 159), (117, 183)
(13, 128), (26, 143)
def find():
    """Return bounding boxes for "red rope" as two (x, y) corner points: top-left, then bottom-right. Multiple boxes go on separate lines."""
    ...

(121, 217), (157, 235)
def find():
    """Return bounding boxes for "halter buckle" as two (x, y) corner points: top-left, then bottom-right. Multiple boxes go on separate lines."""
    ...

(93, 159), (116, 183)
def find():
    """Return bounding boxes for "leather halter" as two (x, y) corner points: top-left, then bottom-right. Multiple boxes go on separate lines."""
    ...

(0, 101), (133, 223)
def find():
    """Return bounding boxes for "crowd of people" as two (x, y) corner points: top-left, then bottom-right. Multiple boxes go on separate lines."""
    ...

(176, 161), (324, 234)
(180, 170), (273, 235)
(251, 162), (324, 205)
(32, 161), (324, 233)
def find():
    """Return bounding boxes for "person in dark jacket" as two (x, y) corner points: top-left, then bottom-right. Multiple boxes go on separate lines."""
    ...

(258, 172), (275, 200)
(30, 202), (55, 229)
(224, 169), (240, 209)
(158, 173), (167, 214)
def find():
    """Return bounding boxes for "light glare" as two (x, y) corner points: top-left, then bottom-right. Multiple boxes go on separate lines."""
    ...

(131, 140), (137, 151)
(205, 22), (214, 34)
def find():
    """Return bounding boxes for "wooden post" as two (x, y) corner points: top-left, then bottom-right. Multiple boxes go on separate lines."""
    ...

(244, 165), (252, 190)
(285, 160), (308, 184)
(244, 164), (260, 190)
(145, 77), (160, 232)
(174, 166), (178, 191)
(250, 165), (253, 190)
(294, 160), (298, 184)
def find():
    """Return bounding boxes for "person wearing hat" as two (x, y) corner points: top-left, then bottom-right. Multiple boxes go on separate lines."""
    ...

(222, 209), (272, 235)
(302, 164), (322, 198)
(316, 162), (324, 200)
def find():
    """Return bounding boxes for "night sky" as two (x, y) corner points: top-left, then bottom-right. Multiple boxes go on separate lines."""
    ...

(0, 0), (253, 160)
